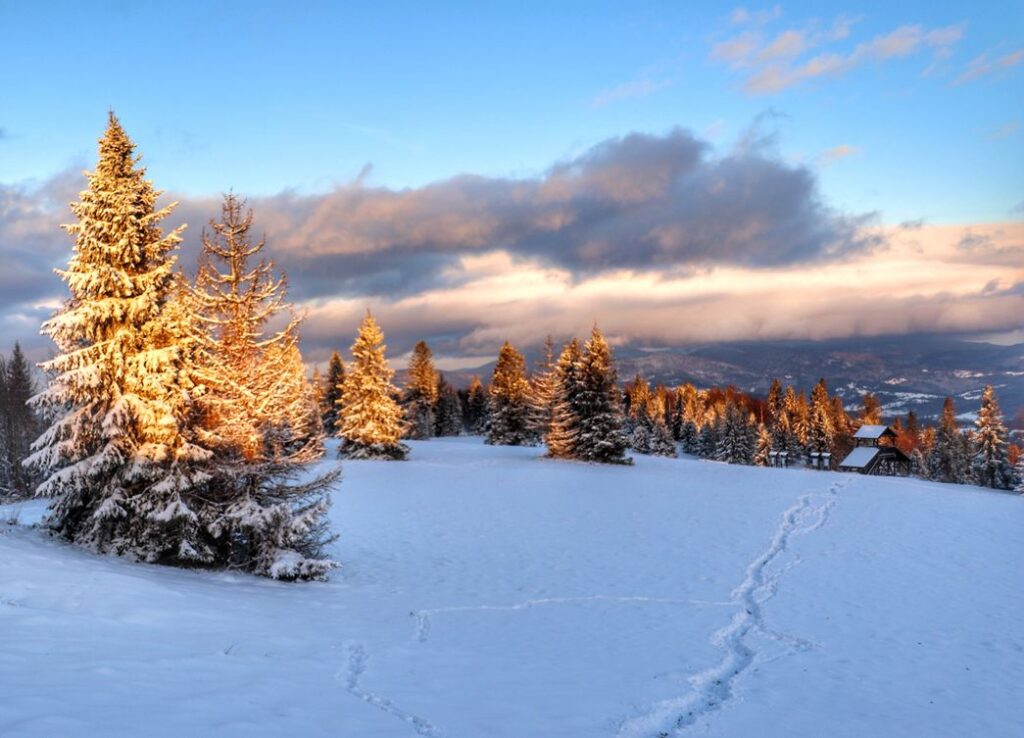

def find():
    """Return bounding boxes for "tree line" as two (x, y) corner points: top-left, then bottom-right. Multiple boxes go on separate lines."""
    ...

(314, 323), (1022, 492)
(5, 114), (1021, 586)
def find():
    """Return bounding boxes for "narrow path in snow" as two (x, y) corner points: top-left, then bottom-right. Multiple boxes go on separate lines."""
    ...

(336, 642), (446, 738)
(617, 478), (845, 738)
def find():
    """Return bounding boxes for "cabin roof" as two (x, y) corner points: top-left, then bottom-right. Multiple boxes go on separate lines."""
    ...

(853, 424), (895, 440)
(839, 446), (880, 469)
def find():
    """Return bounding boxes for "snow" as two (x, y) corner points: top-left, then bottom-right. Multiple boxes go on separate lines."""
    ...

(852, 424), (890, 439)
(837, 446), (879, 469)
(2, 438), (1022, 737)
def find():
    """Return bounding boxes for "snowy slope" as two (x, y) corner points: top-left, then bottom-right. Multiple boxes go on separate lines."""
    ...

(1, 438), (1021, 737)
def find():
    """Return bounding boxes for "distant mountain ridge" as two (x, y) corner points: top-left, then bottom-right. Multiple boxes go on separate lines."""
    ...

(412, 335), (1023, 428)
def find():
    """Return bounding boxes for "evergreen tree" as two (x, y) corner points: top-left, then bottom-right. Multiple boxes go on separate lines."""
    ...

(860, 392), (882, 425)
(698, 420), (718, 459)
(927, 397), (969, 484)
(680, 419), (701, 455)
(766, 378), (783, 435)
(529, 336), (558, 439)
(626, 375), (675, 457)
(715, 398), (754, 465)
(1, 343), (41, 497)
(807, 378), (835, 458)
(573, 327), (631, 464)
(754, 423), (772, 466)
(546, 339), (583, 459)
(464, 375), (488, 434)
(972, 385), (1015, 490)
(403, 340), (438, 440)
(337, 312), (408, 459)
(28, 114), (220, 568)
(434, 374), (463, 437)
(322, 351), (345, 433)
(783, 387), (809, 457)
(0, 353), (7, 495)
(190, 192), (320, 462)
(485, 342), (537, 446)
(830, 395), (853, 470)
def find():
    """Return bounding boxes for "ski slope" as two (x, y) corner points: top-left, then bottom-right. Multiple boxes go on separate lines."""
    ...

(1, 438), (1021, 737)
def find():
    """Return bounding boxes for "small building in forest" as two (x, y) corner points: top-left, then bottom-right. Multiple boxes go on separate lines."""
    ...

(838, 424), (911, 476)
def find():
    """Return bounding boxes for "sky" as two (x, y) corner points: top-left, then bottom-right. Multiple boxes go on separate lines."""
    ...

(1, 1), (1021, 366)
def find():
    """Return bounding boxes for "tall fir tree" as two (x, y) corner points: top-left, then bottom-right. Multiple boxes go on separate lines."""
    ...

(859, 392), (882, 425)
(573, 326), (631, 464)
(27, 114), (216, 566)
(464, 375), (488, 434)
(807, 378), (835, 460)
(434, 374), (463, 437)
(337, 312), (408, 459)
(403, 340), (438, 440)
(546, 339), (583, 459)
(321, 351), (345, 433)
(190, 193), (322, 462)
(971, 385), (1015, 490)
(529, 335), (558, 440)
(626, 375), (675, 457)
(486, 342), (537, 446)
(1, 343), (41, 497)
(715, 397), (755, 465)
(927, 397), (969, 484)
(754, 423), (772, 466)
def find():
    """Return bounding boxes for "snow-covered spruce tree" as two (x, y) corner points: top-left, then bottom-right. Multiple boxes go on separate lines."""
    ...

(754, 423), (772, 466)
(1, 343), (42, 497)
(972, 385), (1015, 490)
(573, 326), (631, 464)
(402, 340), (438, 440)
(807, 378), (835, 460)
(1015, 453), (1024, 495)
(715, 398), (754, 465)
(927, 397), (969, 484)
(27, 114), (216, 565)
(337, 312), (408, 459)
(529, 335), (558, 440)
(434, 374), (463, 437)
(626, 375), (675, 457)
(464, 375), (488, 434)
(321, 351), (345, 432)
(486, 341), (537, 446)
(698, 419), (718, 459)
(546, 338), (583, 459)
(185, 193), (337, 580)
(680, 419), (701, 455)
(190, 192), (323, 461)
(830, 395), (853, 470)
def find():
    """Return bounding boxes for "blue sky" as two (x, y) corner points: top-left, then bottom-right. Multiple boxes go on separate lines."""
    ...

(1, 1), (1020, 222)
(0, 2), (1022, 361)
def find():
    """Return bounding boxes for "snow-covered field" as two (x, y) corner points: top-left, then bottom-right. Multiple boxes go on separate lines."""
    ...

(1, 438), (1021, 737)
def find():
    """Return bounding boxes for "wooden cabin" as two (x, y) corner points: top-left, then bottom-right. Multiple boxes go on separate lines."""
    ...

(838, 424), (911, 476)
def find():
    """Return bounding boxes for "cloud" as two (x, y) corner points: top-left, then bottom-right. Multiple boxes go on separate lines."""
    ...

(817, 144), (861, 165)
(710, 18), (965, 94)
(729, 6), (781, 26)
(954, 47), (1024, 85)
(591, 78), (674, 108)
(290, 223), (1024, 363)
(1, 129), (1018, 362)
(988, 120), (1020, 140)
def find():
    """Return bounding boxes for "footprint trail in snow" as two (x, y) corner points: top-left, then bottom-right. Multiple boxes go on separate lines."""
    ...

(617, 478), (845, 738)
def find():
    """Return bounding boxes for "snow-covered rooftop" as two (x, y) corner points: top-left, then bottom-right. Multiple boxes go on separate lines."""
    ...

(839, 446), (880, 469)
(853, 424), (892, 440)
